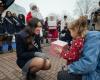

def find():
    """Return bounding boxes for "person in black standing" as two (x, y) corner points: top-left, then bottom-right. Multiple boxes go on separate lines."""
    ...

(57, 20), (61, 33)
(4, 11), (15, 52)
(60, 23), (72, 46)
(44, 17), (49, 43)
(17, 14), (25, 31)
(12, 13), (20, 33)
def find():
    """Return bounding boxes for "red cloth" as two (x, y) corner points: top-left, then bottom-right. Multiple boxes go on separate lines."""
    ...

(61, 37), (84, 65)
(48, 28), (58, 38)
(26, 12), (32, 23)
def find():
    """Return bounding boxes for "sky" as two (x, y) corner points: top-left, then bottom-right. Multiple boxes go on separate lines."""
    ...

(15, 0), (77, 18)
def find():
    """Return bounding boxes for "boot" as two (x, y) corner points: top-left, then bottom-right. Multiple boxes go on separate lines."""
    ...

(8, 45), (13, 52)
(26, 70), (36, 80)
(0, 46), (3, 54)
(46, 39), (48, 43)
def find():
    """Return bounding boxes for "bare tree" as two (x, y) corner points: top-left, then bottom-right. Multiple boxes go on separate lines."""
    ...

(74, 0), (99, 17)
(61, 10), (74, 22)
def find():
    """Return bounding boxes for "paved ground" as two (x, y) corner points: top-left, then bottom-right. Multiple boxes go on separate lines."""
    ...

(0, 47), (66, 80)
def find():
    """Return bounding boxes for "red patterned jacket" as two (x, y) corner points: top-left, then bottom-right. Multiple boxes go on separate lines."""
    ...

(61, 37), (84, 65)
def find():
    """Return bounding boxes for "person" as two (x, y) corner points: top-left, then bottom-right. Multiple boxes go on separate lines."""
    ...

(47, 15), (59, 42)
(17, 14), (25, 32)
(57, 20), (61, 33)
(61, 15), (68, 31)
(43, 17), (49, 43)
(26, 2), (44, 44)
(44, 17), (48, 31)
(93, 1), (100, 31)
(15, 18), (51, 80)
(57, 16), (86, 65)
(0, 1), (5, 53)
(59, 23), (72, 45)
(26, 3), (43, 23)
(0, 0), (15, 11)
(4, 11), (15, 52)
(94, 12), (100, 31)
(0, 0), (15, 53)
(57, 17), (100, 80)
(12, 13), (20, 33)
(89, 12), (95, 31)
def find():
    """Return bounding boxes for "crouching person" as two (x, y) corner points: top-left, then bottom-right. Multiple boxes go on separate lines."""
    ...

(15, 18), (51, 80)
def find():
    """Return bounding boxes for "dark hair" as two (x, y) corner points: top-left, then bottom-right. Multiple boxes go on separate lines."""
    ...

(24, 18), (41, 36)
(27, 18), (41, 29)
(18, 14), (24, 18)
(64, 15), (67, 19)
(6, 11), (12, 17)
(18, 14), (25, 23)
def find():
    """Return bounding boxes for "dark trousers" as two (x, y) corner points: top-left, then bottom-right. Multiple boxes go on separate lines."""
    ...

(6, 36), (13, 51)
(0, 35), (5, 51)
(57, 71), (82, 80)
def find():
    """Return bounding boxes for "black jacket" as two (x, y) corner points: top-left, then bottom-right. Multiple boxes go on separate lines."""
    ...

(0, 16), (5, 35)
(18, 18), (25, 31)
(4, 17), (15, 34)
(13, 17), (25, 33)
(15, 30), (42, 68)
(60, 29), (72, 45)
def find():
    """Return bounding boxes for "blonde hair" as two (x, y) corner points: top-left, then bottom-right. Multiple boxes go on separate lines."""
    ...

(68, 16), (88, 37)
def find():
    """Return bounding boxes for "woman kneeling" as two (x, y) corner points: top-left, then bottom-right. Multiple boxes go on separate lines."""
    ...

(15, 18), (51, 80)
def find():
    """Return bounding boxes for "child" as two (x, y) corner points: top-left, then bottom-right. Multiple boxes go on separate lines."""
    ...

(56, 16), (88, 65)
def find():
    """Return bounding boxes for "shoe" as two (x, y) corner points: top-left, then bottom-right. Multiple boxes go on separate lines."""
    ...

(9, 49), (13, 53)
(30, 73), (36, 79)
(26, 71), (36, 80)
(8, 46), (13, 53)
(0, 47), (3, 54)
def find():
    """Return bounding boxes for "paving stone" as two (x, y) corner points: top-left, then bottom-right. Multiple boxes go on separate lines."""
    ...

(0, 47), (66, 80)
